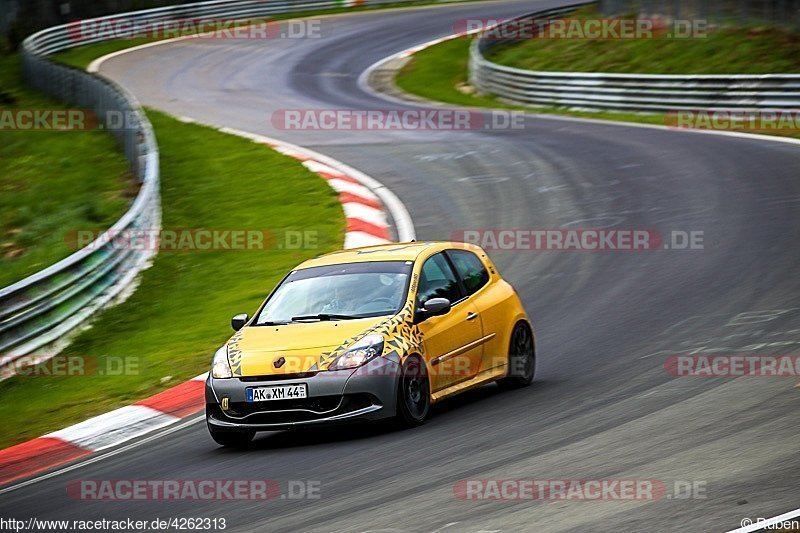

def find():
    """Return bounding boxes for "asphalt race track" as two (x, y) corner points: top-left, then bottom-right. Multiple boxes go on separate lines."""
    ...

(3, 1), (800, 531)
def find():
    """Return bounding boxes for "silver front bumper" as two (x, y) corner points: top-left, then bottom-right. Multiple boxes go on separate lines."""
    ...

(206, 353), (401, 430)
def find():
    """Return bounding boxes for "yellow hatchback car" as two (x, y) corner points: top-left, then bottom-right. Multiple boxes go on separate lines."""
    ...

(206, 241), (535, 446)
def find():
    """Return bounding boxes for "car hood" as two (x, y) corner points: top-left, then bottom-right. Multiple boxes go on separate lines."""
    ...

(226, 316), (387, 376)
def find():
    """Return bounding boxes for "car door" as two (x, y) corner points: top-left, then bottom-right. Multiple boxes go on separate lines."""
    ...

(446, 248), (505, 372)
(416, 252), (483, 392)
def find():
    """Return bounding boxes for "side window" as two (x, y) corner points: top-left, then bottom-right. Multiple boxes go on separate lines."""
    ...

(417, 253), (463, 305)
(448, 250), (490, 295)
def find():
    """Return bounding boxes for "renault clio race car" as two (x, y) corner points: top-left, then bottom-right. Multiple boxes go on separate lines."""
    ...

(206, 241), (534, 446)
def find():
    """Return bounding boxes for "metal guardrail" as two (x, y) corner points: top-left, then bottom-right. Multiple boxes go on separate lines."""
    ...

(1, 34), (161, 367)
(2, 0), (418, 370)
(469, 3), (800, 112)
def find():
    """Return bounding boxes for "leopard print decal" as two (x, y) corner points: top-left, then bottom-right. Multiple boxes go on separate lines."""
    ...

(227, 328), (245, 377)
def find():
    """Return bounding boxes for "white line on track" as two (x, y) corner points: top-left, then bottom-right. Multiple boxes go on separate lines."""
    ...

(726, 509), (800, 533)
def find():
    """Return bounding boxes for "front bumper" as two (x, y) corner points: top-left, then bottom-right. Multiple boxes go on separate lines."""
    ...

(206, 354), (401, 431)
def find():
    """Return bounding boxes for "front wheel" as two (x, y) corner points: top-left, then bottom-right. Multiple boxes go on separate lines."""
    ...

(208, 424), (255, 448)
(395, 355), (430, 427)
(497, 322), (535, 390)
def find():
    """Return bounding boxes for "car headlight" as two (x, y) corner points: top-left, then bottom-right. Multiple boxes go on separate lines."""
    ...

(211, 345), (232, 379)
(328, 334), (384, 371)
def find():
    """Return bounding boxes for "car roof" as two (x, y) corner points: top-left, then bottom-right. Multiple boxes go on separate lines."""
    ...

(294, 241), (483, 270)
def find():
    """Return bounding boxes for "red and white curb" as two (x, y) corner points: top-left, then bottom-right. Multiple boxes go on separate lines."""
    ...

(213, 125), (415, 249)
(0, 373), (207, 486)
(0, 120), (415, 488)
(264, 142), (388, 247)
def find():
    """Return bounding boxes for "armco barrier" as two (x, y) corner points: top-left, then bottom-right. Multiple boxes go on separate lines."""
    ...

(1, 32), (161, 367)
(1, 0), (419, 372)
(469, 2), (800, 112)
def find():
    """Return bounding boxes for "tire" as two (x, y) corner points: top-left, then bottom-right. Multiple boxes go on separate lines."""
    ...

(395, 355), (430, 427)
(497, 322), (535, 390)
(208, 425), (255, 448)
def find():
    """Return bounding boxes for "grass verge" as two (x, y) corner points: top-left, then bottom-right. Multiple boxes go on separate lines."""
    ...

(394, 36), (666, 125)
(0, 109), (344, 448)
(0, 53), (132, 287)
(487, 7), (800, 74)
(394, 36), (800, 138)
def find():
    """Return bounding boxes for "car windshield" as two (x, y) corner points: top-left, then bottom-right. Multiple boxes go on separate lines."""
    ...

(255, 261), (412, 324)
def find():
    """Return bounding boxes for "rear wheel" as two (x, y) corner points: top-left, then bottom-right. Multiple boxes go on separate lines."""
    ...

(208, 424), (255, 448)
(497, 322), (535, 390)
(396, 355), (430, 427)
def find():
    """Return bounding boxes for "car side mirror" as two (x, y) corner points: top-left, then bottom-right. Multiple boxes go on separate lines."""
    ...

(231, 313), (249, 331)
(415, 298), (451, 323)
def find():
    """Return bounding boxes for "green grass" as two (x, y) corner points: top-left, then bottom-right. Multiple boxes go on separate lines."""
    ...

(395, 36), (666, 125)
(0, 110), (344, 448)
(0, 54), (132, 287)
(488, 7), (800, 74)
(395, 36), (800, 138)
(396, 37), (510, 109)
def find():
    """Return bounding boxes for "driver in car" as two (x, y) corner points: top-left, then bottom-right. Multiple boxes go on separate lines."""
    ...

(321, 279), (363, 314)
(320, 275), (404, 315)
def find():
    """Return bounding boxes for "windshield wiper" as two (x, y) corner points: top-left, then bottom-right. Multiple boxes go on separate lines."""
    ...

(291, 313), (361, 322)
(257, 320), (291, 326)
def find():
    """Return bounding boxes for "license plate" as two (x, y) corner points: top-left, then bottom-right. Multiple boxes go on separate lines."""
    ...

(246, 384), (307, 402)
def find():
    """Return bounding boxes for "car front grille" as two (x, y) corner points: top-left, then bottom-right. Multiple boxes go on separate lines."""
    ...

(210, 393), (379, 425)
(238, 371), (319, 382)
(230, 395), (342, 416)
